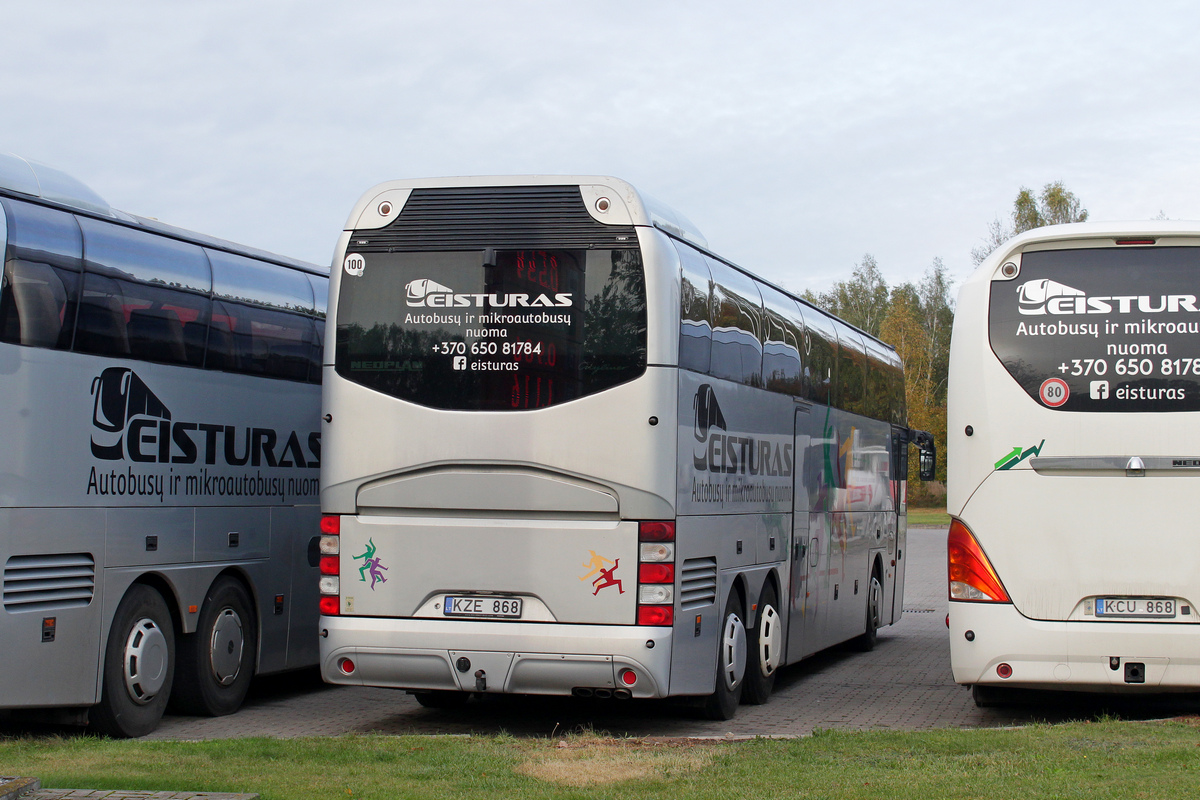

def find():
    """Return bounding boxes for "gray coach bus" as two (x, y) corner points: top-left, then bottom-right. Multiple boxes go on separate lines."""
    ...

(318, 177), (933, 718)
(0, 154), (327, 737)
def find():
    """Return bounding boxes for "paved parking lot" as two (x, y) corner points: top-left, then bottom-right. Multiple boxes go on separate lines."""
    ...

(8, 526), (1196, 742)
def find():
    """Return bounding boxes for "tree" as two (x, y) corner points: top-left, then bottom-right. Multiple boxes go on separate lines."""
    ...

(802, 254), (889, 337)
(971, 181), (1089, 265)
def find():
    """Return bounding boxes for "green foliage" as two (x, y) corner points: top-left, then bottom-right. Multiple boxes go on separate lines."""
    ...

(972, 181), (1089, 265)
(805, 254), (890, 337)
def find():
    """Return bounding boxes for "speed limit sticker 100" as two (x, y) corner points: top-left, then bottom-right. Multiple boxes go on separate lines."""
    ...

(1039, 378), (1069, 407)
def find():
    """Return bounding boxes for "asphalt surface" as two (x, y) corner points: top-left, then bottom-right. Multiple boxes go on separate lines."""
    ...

(7, 526), (1199, 742)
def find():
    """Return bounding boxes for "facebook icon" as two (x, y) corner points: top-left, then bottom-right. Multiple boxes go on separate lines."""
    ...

(1090, 380), (1109, 400)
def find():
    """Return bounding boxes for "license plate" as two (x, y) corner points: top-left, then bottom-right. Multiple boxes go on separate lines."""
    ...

(443, 595), (523, 619)
(1095, 597), (1176, 619)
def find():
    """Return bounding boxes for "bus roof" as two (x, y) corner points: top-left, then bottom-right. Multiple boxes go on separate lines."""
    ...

(973, 220), (1200, 275)
(0, 152), (327, 277)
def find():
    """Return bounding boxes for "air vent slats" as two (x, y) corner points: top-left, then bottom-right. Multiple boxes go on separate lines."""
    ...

(351, 186), (638, 252)
(4, 553), (95, 612)
(680, 556), (718, 610)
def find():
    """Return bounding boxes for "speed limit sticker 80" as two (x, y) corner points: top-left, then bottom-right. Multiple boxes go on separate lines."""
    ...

(1039, 378), (1069, 407)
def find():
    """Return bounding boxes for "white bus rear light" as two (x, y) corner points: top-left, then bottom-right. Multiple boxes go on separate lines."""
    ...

(639, 584), (673, 605)
(319, 535), (340, 555)
(319, 576), (340, 595)
(640, 542), (674, 562)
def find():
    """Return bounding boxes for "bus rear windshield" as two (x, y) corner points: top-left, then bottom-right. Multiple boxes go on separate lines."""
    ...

(335, 248), (647, 410)
(990, 246), (1200, 412)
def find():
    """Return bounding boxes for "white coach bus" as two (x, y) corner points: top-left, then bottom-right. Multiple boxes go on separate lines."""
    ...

(0, 154), (327, 737)
(948, 222), (1200, 703)
(318, 177), (934, 718)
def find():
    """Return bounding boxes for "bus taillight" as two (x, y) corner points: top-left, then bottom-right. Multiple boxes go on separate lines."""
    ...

(948, 519), (1010, 603)
(637, 520), (675, 625)
(319, 515), (342, 615)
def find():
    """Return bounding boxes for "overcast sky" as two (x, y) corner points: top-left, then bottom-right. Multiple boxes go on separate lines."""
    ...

(4, 1), (1199, 297)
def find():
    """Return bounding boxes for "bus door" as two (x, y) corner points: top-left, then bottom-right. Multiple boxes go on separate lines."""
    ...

(788, 404), (817, 662)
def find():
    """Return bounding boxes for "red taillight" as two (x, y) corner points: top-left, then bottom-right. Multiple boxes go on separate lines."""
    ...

(638, 520), (675, 541)
(637, 605), (674, 626)
(638, 563), (675, 584)
(619, 668), (637, 686)
(948, 520), (1010, 603)
(320, 515), (341, 535)
(1115, 238), (1156, 246)
(319, 595), (340, 616)
(319, 556), (339, 575)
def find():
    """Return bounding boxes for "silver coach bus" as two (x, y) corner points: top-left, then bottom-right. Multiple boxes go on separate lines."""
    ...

(318, 177), (933, 718)
(0, 154), (327, 737)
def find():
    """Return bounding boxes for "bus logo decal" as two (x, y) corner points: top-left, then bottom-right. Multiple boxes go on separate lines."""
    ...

(1016, 278), (1200, 317)
(579, 550), (624, 595)
(352, 538), (389, 590)
(90, 367), (171, 460)
(994, 439), (1045, 471)
(404, 277), (572, 309)
(1017, 279), (1085, 316)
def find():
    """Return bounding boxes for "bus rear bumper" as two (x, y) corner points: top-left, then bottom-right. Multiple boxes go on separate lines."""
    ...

(950, 601), (1200, 690)
(319, 616), (674, 698)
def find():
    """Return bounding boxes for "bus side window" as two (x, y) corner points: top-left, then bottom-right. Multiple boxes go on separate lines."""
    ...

(832, 320), (867, 415)
(76, 217), (211, 365)
(800, 305), (838, 406)
(758, 283), (804, 396)
(0, 199), (83, 350)
(308, 274), (328, 384)
(863, 340), (894, 422)
(676, 243), (712, 374)
(707, 258), (763, 386)
(210, 249), (320, 382)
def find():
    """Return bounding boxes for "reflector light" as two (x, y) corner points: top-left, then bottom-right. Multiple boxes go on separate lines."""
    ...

(320, 515), (341, 535)
(997, 662), (1013, 679)
(638, 563), (675, 584)
(339, 657), (356, 674)
(319, 596), (340, 616)
(637, 604), (674, 626)
(619, 668), (637, 686)
(948, 520), (1010, 603)
(319, 555), (339, 575)
(638, 521), (675, 541)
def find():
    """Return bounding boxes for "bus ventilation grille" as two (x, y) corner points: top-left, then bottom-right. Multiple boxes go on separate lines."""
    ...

(680, 557), (718, 610)
(352, 185), (640, 252)
(3, 553), (96, 612)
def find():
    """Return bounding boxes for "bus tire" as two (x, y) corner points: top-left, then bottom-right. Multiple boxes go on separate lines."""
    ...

(171, 576), (256, 717)
(851, 571), (883, 652)
(700, 592), (746, 720)
(413, 691), (470, 709)
(90, 584), (176, 738)
(742, 583), (782, 705)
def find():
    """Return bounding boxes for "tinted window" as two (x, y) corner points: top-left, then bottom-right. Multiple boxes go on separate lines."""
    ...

(336, 247), (646, 410)
(677, 243), (712, 373)
(833, 320), (867, 414)
(76, 218), (211, 365)
(0, 199), (82, 349)
(707, 259), (763, 386)
(862, 339), (895, 422)
(991, 246), (1200, 412)
(801, 305), (838, 405)
(308, 274), (328, 382)
(759, 283), (804, 396)
(210, 250), (320, 382)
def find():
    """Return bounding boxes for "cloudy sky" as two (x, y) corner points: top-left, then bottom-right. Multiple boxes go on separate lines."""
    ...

(4, 2), (1198, 296)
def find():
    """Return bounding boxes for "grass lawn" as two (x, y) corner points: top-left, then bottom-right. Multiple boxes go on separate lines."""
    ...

(907, 507), (950, 527)
(3, 719), (1200, 799)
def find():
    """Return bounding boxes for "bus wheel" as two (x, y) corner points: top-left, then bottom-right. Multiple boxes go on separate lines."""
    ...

(701, 593), (746, 720)
(851, 571), (883, 652)
(413, 691), (470, 709)
(171, 576), (256, 717)
(742, 584), (782, 705)
(90, 584), (175, 738)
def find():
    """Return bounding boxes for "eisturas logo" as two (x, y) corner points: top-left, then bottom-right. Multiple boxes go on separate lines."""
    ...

(1016, 278), (1199, 316)
(691, 384), (793, 477)
(403, 278), (573, 309)
(89, 367), (319, 468)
